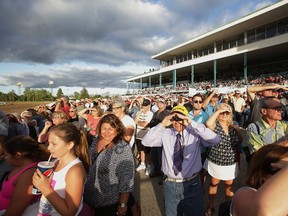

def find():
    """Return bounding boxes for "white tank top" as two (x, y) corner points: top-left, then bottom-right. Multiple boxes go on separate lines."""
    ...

(38, 158), (83, 216)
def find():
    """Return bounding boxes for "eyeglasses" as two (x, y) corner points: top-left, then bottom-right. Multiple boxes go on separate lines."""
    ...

(193, 100), (202, 104)
(219, 111), (230, 115)
(265, 106), (283, 112)
(112, 106), (122, 110)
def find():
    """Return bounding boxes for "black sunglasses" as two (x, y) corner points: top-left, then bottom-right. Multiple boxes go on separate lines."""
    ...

(193, 100), (202, 104)
(220, 111), (230, 115)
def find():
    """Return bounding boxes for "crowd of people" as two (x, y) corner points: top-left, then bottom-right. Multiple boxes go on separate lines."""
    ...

(136, 72), (288, 95)
(0, 80), (288, 216)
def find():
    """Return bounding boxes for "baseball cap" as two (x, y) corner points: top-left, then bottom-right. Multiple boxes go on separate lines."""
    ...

(235, 90), (241, 94)
(171, 105), (188, 116)
(142, 99), (151, 106)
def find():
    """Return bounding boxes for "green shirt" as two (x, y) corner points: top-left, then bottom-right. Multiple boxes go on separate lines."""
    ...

(247, 119), (288, 153)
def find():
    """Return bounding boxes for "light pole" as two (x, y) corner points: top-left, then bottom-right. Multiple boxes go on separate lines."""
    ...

(49, 80), (54, 100)
(16, 82), (22, 100)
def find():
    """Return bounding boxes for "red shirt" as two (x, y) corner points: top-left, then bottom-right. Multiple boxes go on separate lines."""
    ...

(87, 115), (101, 136)
(61, 104), (70, 118)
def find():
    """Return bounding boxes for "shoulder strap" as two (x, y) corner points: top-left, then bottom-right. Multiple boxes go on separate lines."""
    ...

(254, 122), (260, 135)
(17, 162), (38, 176)
(7, 162), (38, 182)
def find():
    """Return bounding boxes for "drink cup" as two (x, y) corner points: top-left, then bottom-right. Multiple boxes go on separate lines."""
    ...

(32, 161), (55, 195)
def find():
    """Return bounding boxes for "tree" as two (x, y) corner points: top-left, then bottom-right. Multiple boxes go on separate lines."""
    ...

(7, 90), (18, 102)
(80, 87), (89, 99)
(36, 89), (51, 101)
(56, 88), (64, 98)
(0, 92), (8, 101)
(23, 88), (35, 101)
(74, 92), (80, 100)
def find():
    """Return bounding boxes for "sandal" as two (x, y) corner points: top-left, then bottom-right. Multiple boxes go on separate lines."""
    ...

(205, 207), (215, 216)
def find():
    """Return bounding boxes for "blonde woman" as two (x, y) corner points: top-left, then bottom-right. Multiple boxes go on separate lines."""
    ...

(204, 103), (242, 215)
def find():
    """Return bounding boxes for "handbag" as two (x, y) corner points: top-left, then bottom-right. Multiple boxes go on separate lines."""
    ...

(136, 127), (150, 140)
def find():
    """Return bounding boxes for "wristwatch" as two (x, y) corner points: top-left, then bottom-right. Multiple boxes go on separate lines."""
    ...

(119, 203), (127, 208)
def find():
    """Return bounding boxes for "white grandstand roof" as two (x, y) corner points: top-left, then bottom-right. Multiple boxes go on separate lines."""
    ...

(152, 0), (288, 60)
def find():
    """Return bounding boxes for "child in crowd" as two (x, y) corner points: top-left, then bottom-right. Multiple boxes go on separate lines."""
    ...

(32, 123), (90, 216)
(0, 135), (49, 215)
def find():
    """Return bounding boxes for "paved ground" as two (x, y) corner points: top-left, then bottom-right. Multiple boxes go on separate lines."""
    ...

(133, 154), (248, 216)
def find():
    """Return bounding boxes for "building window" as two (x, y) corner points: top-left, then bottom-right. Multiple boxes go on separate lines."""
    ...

(266, 22), (277, 38)
(230, 38), (237, 48)
(216, 41), (222, 52)
(278, 17), (288, 35)
(223, 39), (229, 50)
(208, 44), (214, 54)
(198, 48), (203, 57)
(256, 26), (266, 41)
(202, 46), (209, 56)
(193, 49), (197, 58)
(187, 51), (192, 60)
(237, 33), (244, 46)
(247, 29), (256, 44)
(177, 56), (183, 63)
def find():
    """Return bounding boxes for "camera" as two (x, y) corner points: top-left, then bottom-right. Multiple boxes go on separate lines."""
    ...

(171, 115), (183, 122)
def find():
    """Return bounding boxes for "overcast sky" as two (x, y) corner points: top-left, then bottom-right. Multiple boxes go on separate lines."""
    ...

(0, 0), (277, 96)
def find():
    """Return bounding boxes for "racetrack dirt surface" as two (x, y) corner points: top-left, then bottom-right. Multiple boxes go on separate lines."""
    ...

(0, 101), (49, 114)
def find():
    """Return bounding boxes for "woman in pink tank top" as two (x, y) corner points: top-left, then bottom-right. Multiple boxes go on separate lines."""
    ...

(0, 135), (49, 215)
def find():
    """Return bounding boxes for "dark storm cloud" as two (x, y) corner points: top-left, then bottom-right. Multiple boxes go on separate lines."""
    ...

(0, 0), (174, 66)
(0, 0), (274, 65)
(1, 67), (134, 89)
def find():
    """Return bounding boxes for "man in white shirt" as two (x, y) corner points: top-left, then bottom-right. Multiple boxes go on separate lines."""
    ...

(134, 99), (153, 175)
(230, 90), (246, 127)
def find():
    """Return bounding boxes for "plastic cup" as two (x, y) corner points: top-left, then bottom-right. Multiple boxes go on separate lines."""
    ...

(32, 161), (55, 195)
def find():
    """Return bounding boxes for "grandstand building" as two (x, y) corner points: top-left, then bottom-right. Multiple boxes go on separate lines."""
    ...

(126, 0), (288, 94)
